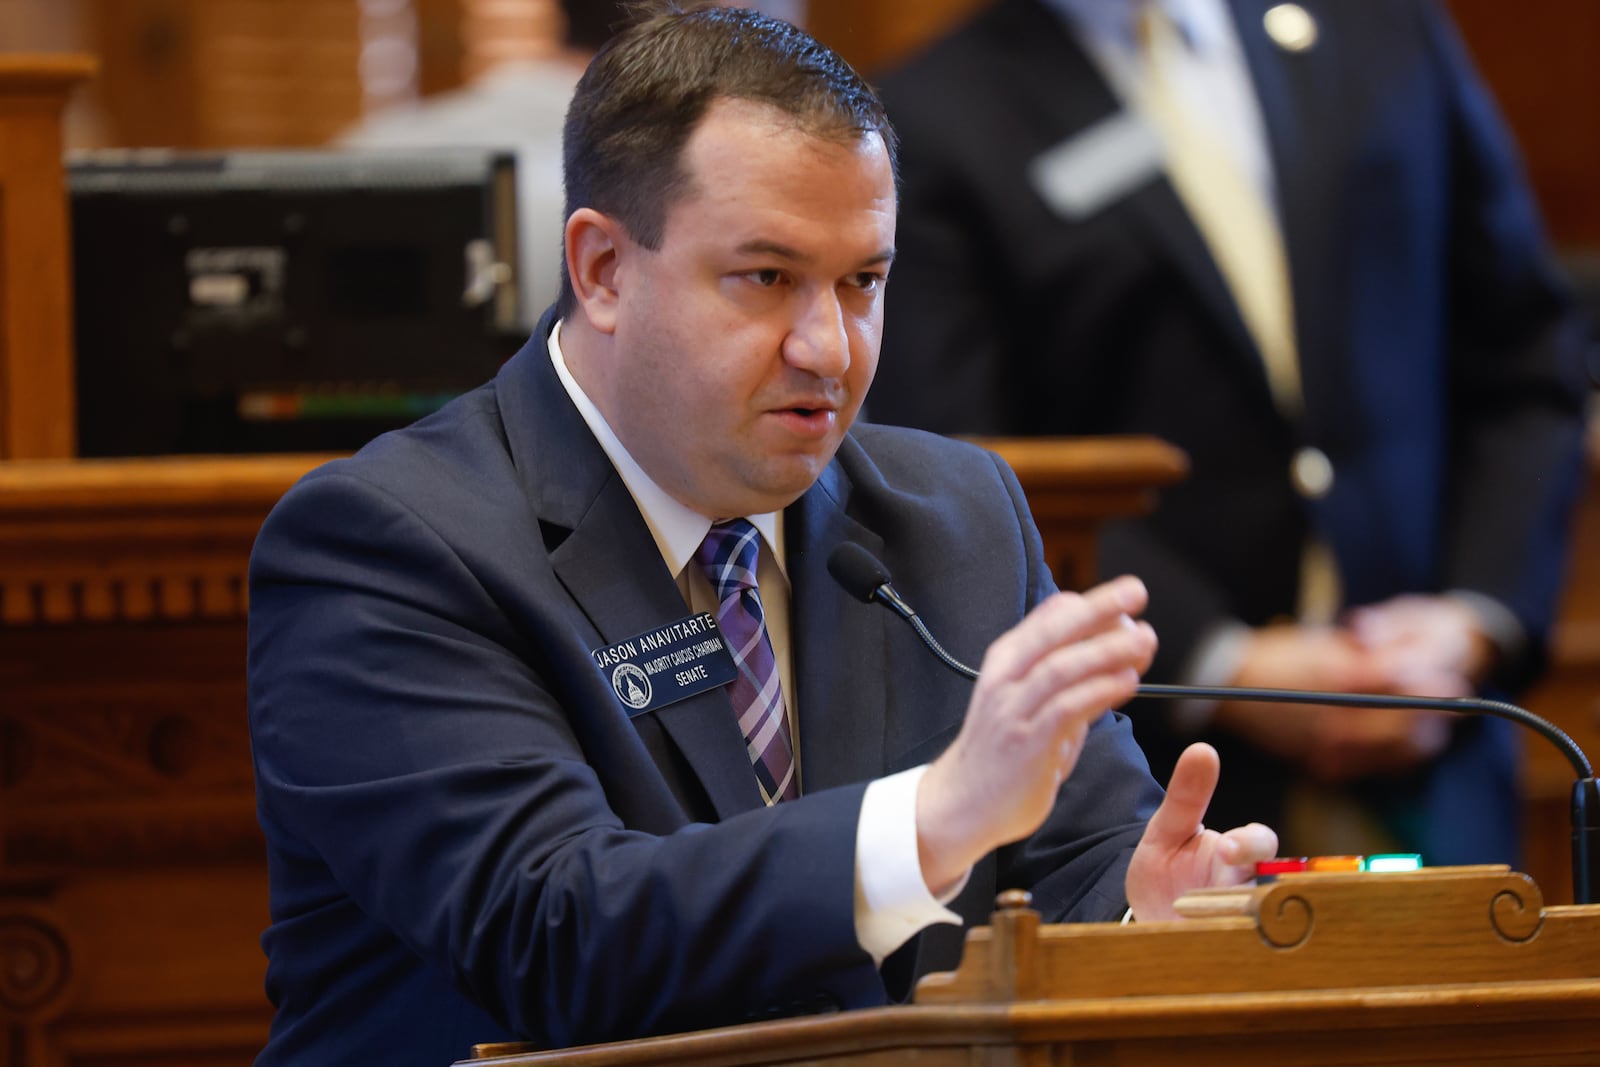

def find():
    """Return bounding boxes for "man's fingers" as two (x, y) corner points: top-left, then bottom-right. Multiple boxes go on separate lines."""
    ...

(1005, 621), (1154, 722)
(1216, 822), (1278, 869)
(1041, 669), (1138, 750)
(1145, 742), (1221, 849)
(981, 576), (1148, 681)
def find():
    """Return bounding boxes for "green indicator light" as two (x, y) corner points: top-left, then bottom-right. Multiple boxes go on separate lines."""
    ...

(1363, 853), (1423, 873)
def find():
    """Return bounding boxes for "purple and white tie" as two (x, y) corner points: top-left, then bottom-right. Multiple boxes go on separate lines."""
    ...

(694, 519), (798, 804)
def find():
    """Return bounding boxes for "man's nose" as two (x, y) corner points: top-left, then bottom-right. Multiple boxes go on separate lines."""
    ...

(783, 288), (850, 378)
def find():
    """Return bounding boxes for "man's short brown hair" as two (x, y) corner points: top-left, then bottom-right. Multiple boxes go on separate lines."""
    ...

(556, 2), (896, 314)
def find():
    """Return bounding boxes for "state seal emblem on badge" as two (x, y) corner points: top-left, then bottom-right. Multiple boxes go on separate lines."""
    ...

(612, 662), (652, 710)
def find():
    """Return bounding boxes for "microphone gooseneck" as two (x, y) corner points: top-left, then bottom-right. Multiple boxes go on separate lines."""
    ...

(826, 542), (1600, 905)
(826, 542), (980, 681)
(1136, 683), (1592, 780)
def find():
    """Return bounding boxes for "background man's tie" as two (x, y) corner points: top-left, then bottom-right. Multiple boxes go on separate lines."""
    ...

(695, 520), (799, 804)
(1136, 4), (1339, 622)
(1136, 3), (1301, 417)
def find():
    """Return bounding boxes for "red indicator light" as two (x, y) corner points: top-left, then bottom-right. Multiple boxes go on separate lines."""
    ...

(1255, 857), (1309, 877)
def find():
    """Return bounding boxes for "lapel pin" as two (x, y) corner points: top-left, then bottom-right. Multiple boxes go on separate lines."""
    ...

(1264, 3), (1317, 52)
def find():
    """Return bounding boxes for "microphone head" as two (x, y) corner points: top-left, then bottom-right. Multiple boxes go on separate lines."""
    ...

(827, 542), (891, 603)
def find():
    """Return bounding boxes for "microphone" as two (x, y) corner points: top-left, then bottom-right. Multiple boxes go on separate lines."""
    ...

(827, 542), (979, 680)
(826, 542), (1600, 905)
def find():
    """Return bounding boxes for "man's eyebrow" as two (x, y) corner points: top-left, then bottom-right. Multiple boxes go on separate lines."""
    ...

(734, 239), (808, 262)
(733, 239), (896, 269)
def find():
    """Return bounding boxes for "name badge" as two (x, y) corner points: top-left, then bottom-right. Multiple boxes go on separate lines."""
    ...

(591, 611), (739, 717)
(1028, 109), (1164, 220)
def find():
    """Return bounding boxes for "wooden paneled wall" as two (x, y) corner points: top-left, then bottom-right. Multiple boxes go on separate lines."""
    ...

(1448, 0), (1600, 249)
(6, 0), (1596, 253)
(81, 0), (364, 148)
(0, 0), (81, 51)
(416, 0), (562, 95)
(5, 0), (567, 150)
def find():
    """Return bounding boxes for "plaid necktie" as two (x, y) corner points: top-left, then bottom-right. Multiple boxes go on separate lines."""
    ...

(694, 520), (798, 804)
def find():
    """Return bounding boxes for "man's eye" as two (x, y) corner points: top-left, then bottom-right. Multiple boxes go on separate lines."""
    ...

(750, 269), (783, 287)
(849, 272), (884, 291)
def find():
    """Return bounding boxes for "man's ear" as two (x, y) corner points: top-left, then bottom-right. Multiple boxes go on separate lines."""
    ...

(565, 207), (625, 335)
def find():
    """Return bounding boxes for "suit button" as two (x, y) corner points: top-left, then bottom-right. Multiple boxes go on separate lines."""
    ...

(1291, 447), (1334, 499)
(1264, 4), (1318, 52)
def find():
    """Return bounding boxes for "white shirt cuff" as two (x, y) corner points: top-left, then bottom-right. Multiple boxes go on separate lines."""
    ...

(854, 765), (965, 965)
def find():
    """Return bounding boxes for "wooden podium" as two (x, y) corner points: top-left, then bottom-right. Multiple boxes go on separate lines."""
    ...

(461, 867), (1600, 1067)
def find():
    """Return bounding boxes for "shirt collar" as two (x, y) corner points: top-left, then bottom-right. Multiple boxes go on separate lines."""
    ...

(1044, 0), (1230, 54)
(547, 320), (785, 579)
(1173, 0), (1234, 55)
(1044, 0), (1140, 47)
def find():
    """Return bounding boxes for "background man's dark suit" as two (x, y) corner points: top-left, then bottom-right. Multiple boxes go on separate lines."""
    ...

(246, 311), (1163, 1066)
(869, 0), (1590, 863)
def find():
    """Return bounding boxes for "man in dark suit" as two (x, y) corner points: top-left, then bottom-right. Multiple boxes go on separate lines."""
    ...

(869, 0), (1590, 866)
(246, 5), (1277, 1064)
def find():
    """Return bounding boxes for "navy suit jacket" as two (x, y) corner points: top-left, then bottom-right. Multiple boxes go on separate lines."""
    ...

(870, 0), (1590, 863)
(246, 312), (1162, 1064)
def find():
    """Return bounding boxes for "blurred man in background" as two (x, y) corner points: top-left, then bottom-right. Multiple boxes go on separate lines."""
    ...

(870, 0), (1591, 865)
(341, 0), (630, 323)
(341, 0), (806, 323)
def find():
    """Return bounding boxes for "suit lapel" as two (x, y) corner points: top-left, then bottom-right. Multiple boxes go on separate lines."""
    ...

(552, 469), (766, 820)
(785, 459), (890, 793)
(496, 316), (763, 820)
(1121, 182), (1265, 387)
(1228, 0), (1346, 424)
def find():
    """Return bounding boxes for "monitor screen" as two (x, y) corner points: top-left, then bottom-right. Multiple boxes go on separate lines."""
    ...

(70, 148), (524, 456)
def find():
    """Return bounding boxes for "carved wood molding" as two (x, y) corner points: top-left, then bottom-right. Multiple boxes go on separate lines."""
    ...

(923, 867), (1577, 1005)
(48, 1007), (276, 1064)
(0, 454), (332, 626)
(2, 701), (264, 872)
(4, 795), (265, 872)
(0, 441), (1186, 625)
(0, 903), (74, 1025)
(463, 869), (1600, 1065)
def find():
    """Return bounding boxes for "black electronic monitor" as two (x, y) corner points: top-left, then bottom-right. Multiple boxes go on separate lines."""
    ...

(69, 148), (523, 456)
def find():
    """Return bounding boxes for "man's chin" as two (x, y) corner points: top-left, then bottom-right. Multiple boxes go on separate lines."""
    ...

(727, 453), (838, 514)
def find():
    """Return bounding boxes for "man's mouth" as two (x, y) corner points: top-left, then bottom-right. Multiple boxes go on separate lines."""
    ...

(771, 404), (840, 437)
